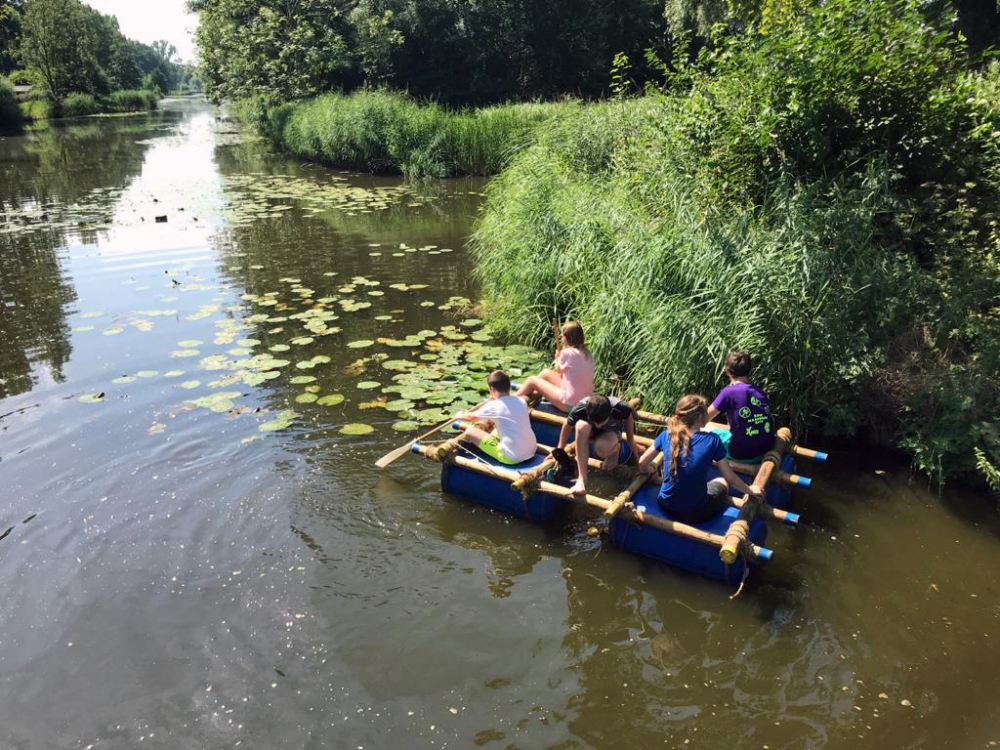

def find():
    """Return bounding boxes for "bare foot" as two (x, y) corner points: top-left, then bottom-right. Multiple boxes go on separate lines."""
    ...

(570, 479), (587, 496)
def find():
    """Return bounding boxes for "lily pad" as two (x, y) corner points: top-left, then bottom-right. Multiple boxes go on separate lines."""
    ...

(339, 423), (374, 436)
(357, 381), (381, 390)
(258, 410), (298, 432)
(78, 393), (105, 403)
(295, 393), (318, 404)
(178, 380), (201, 389)
(136, 371), (158, 378)
(178, 339), (203, 348)
(347, 340), (375, 349)
(290, 375), (317, 384)
(269, 344), (291, 352)
(392, 420), (421, 432)
(317, 394), (345, 406)
(172, 349), (200, 358)
(192, 391), (242, 413)
(112, 376), (136, 384)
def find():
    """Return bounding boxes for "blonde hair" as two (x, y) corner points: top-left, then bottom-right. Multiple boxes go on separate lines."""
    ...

(561, 321), (590, 357)
(666, 394), (708, 478)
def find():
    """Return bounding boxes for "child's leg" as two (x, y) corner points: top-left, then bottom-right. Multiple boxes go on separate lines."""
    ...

(570, 421), (592, 495)
(592, 430), (623, 469)
(514, 371), (568, 411)
(459, 426), (490, 447)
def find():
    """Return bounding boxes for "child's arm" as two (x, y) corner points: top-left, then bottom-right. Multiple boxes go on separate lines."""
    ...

(625, 412), (638, 459)
(557, 420), (572, 450)
(637, 442), (660, 474)
(717, 459), (763, 499)
(706, 404), (720, 422)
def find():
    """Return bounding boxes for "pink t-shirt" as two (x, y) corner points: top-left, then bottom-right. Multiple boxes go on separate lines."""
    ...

(557, 347), (595, 407)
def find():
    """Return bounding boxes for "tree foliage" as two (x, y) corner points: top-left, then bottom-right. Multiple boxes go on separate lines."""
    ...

(13, 0), (183, 99)
(190, 0), (357, 102)
(190, 0), (668, 105)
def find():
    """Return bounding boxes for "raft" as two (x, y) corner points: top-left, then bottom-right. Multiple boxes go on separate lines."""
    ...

(403, 400), (824, 588)
(411, 441), (778, 583)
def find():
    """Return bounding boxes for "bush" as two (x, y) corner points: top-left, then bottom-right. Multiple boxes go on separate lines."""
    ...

(19, 97), (52, 122)
(59, 93), (99, 118)
(0, 77), (24, 133)
(471, 0), (1000, 483)
(242, 90), (576, 177)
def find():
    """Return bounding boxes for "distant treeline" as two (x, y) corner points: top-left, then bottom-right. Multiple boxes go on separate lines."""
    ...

(189, 0), (1000, 107)
(191, 0), (670, 105)
(0, 0), (201, 111)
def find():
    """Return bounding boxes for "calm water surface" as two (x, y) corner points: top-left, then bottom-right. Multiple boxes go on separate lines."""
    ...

(0, 100), (998, 750)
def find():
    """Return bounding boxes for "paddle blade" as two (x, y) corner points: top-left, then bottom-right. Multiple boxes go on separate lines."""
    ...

(375, 439), (415, 469)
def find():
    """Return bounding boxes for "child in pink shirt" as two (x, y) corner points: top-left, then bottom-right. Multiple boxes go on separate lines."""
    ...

(515, 321), (595, 412)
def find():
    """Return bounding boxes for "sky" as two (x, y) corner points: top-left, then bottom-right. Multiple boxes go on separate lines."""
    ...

(83, 0), (199, 63)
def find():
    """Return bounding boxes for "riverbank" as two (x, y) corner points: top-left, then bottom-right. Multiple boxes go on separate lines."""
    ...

(237, 91), (578, 177)
(18, 89), (159, 125)
(471, 1), (1000, 485)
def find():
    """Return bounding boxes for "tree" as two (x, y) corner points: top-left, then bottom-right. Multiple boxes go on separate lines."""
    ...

(20, 0), (94, 98)
(190, 0), (358, 102)
(0, 0), (25, 76)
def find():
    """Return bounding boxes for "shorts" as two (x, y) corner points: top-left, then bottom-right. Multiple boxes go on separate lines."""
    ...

(661, 479), (730, 524)
(477, 434), (521, 465)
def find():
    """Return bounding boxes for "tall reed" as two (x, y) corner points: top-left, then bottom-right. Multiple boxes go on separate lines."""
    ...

(240, 90), (577, 177)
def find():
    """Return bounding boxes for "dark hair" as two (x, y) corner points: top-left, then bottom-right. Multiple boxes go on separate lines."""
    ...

(725, 350), (752, 378)
(561, 321), (590, 356)
(584, 394), (611, 424)
(487, 370), (511, 394)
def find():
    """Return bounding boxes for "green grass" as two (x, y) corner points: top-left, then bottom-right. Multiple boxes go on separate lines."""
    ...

(238, 90), (578, 177)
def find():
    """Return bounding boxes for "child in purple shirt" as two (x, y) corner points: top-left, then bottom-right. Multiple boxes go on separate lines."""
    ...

(707, 350), (774, 461)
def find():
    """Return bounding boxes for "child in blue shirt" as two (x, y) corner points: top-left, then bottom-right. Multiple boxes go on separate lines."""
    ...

(638, 394), (762, 523)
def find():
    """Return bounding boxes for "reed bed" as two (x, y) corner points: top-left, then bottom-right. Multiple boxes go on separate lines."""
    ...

(472, 1), (1000, 482)
(240, 91), (578, 177)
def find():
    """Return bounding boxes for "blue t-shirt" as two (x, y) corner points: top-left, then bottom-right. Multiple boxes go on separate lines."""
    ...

(653, 430), (727, 516)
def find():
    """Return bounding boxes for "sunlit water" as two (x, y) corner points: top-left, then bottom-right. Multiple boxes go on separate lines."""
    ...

(0, 100), (997, 749)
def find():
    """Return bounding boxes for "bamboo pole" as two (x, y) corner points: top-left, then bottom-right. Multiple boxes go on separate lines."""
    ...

(791, 444), (828, 462)
(413, 444), (771, 562)
(604, 453), (663, 519)
(728, 461), (811, 489)
(720, 427), (793, 564)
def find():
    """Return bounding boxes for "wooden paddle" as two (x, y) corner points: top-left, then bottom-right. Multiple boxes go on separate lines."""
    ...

(375, 400), (487, 469)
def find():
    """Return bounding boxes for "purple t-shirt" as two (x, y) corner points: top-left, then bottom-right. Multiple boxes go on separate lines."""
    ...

(653, 430), (727, 516)
(711, 381), (774, 460)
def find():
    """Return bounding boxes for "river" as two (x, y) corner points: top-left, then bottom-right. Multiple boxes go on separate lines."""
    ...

(0, 99), (997, 749)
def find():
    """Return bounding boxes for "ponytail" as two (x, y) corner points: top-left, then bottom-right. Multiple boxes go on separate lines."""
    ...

(666, 395), (708, 478)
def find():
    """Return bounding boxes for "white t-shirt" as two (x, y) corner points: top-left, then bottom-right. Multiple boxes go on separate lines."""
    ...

(475, 395), (537, 463)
